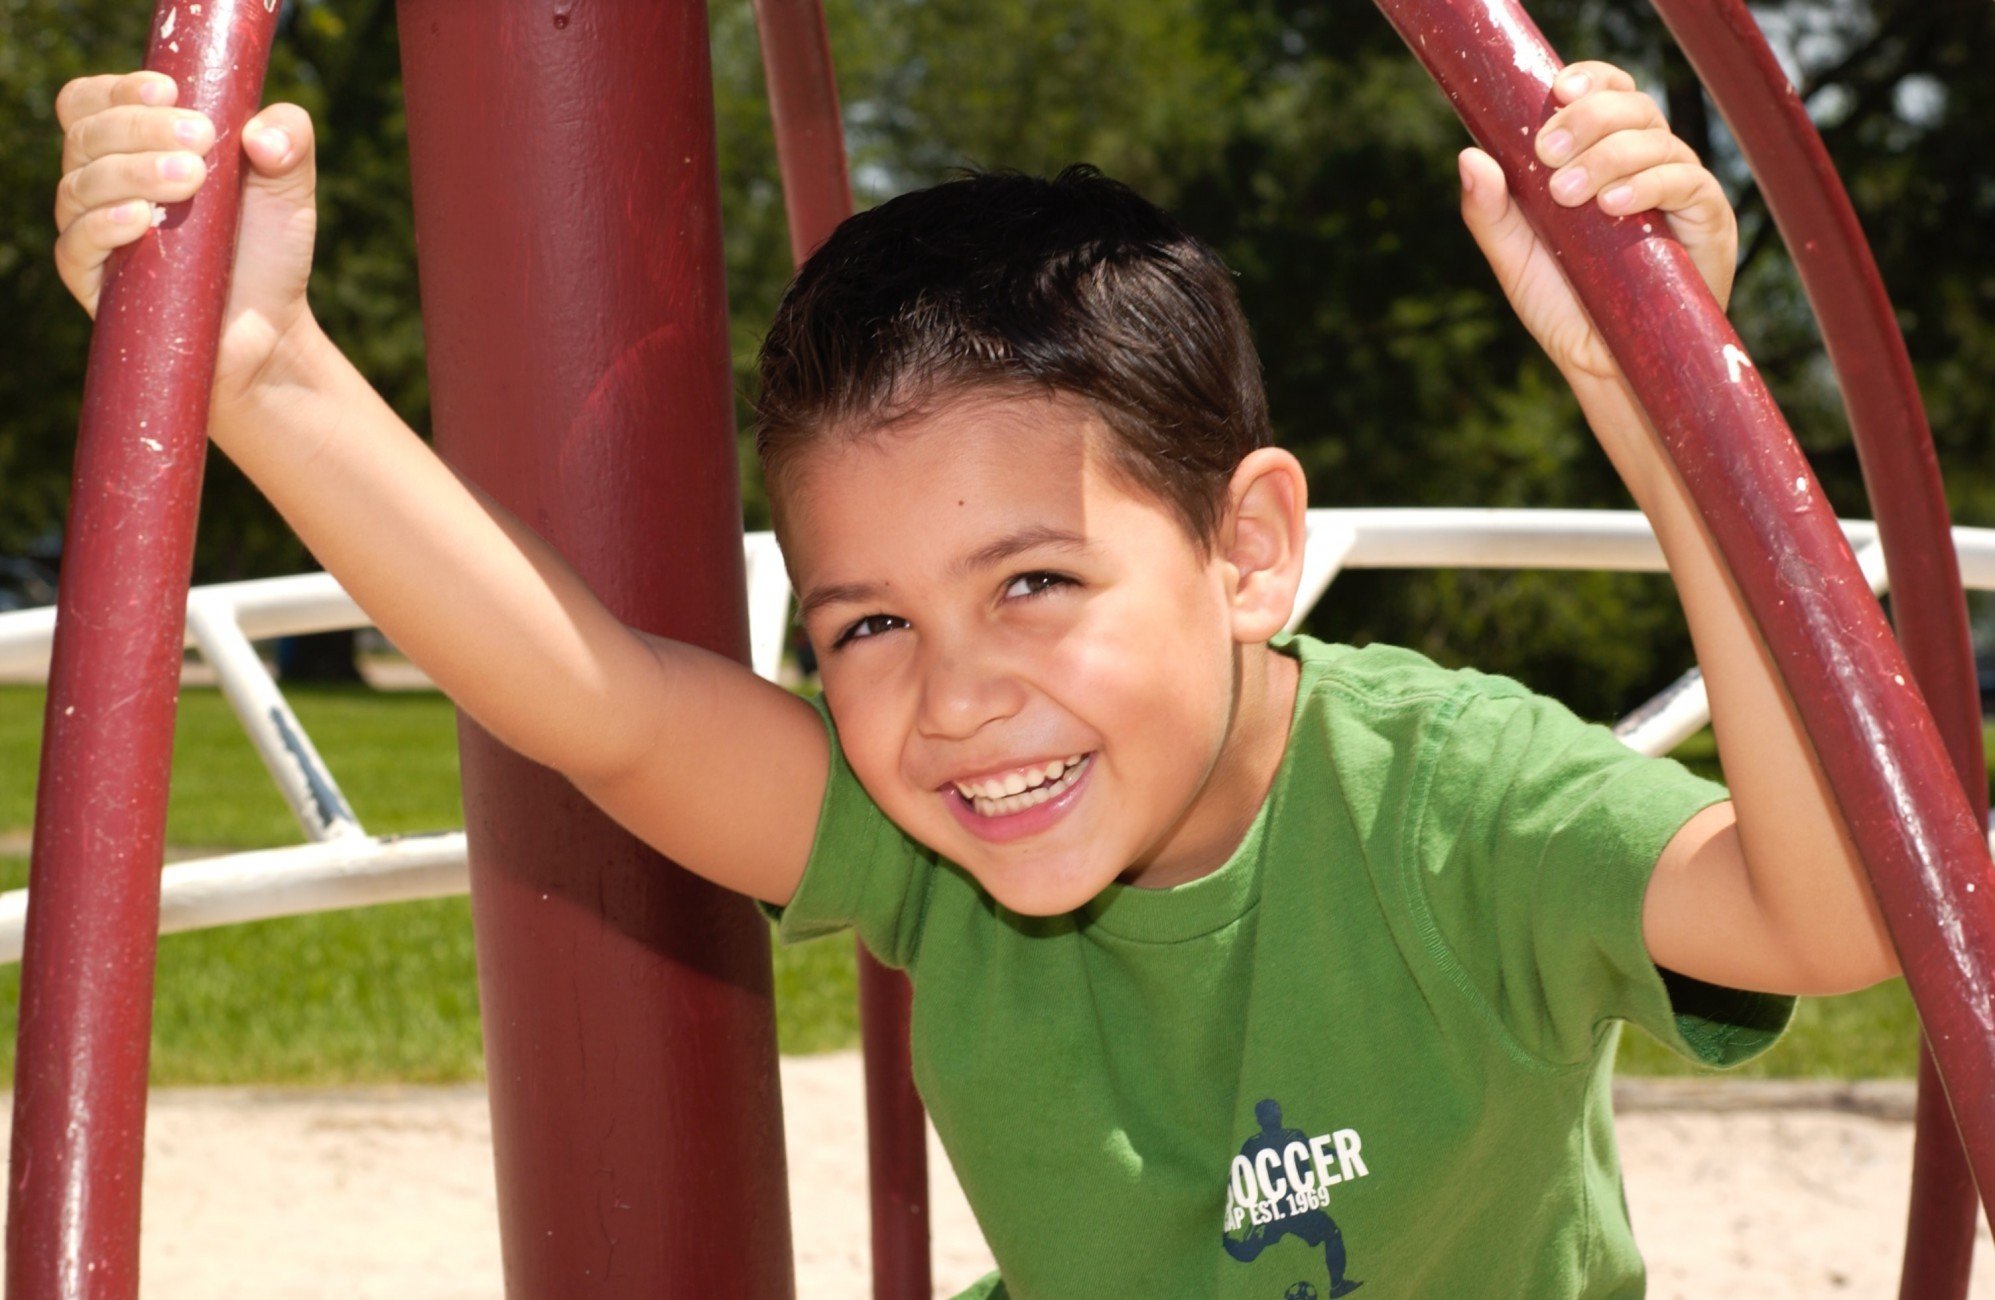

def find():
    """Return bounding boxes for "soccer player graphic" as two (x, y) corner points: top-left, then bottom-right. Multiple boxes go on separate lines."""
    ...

(1222, 1099), (1363, 1297)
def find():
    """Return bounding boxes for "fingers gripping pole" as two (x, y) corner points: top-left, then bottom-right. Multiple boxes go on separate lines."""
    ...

(1372, 0), (1995, 1218)
(5, 5), (280, 1296)
(1641, 4), (1988, 1294)
(749, 2), (934, 1295)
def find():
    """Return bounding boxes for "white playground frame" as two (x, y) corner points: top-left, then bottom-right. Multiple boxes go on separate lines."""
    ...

(2, 506), (1994, 963)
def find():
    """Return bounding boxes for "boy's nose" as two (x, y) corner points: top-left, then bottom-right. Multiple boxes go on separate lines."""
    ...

(915, 644), (1027, 741)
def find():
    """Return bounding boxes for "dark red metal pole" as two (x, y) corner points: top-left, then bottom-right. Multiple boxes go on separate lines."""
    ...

(748, 2), (933, 1295)
(5, 5), (278, 1296)
(396, 2), (793, 1295)
(1373, 0), (1995, 1219)
(754, 0), (860, 263)
(1642, 7), (1987, 1294)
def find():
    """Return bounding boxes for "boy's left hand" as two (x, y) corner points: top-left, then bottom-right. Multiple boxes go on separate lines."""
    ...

(1459, 61), (1737, 386)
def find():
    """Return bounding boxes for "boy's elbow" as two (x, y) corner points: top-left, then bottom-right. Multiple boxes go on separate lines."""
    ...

(1848, 944), (1902, 994)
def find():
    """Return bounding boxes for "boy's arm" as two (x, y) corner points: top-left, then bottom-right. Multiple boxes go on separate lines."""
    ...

(231, 325), (828, 905)
(55, 72), (825, 905)
(1459, 62), (1896, 995)
(1569, 379), (1896, 996)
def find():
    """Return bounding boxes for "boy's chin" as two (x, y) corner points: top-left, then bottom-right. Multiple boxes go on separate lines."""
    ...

(972, 863), (1119, 918)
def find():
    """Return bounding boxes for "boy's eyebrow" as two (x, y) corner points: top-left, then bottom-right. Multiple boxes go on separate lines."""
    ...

(952, 525), (1094, 577)
(796, 579), (885, 623)
(795, 526), (1094, 622)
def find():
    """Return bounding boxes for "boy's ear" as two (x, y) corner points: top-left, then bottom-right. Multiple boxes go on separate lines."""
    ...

(1218, 448), (1309, 644)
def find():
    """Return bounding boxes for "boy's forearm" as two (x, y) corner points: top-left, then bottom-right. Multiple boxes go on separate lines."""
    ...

(1566, 370), (1899, 989)
(209, 322), (663, 784)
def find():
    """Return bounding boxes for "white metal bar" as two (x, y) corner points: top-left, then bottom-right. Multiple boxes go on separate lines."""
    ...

(1287, 518), (1359, 633)
(185, 594), (365, 842)
(744, 532), (794, 682)
(0, 832), (469, 965)
(0, 604), (58, 678)
(1319, 507), (1673, 572)
(1613, 666), (1711, 758)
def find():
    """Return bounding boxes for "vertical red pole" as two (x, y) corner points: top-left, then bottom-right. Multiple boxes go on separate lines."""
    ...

(5, 5), (278, 1297)
(1642, 9), (1987, 1294)
(396, 3), (793, 1295)
(749, 2), (933, 1295)
(1373, 0), (1995, 1220)
(753, 0), (857, 264)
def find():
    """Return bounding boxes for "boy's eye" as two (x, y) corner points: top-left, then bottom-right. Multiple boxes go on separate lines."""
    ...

(1003, 571), (1075, 600)
(833, 613), (908, 648)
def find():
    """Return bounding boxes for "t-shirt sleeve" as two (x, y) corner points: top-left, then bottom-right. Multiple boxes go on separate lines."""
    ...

(759, 694), (935, 969)
(1410, 679), (1793, 1069)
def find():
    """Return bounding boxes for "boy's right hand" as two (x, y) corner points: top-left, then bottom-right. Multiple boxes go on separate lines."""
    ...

(54, 70), (321, 405)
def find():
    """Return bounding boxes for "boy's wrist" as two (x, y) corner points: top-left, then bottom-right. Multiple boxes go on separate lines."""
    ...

(1559, 364), (1635, 414)
(210, 312), (340, 440)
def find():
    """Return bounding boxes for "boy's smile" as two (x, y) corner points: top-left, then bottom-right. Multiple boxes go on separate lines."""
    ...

(944, 752), (1095, 841)
(782, 390), (1303, 916)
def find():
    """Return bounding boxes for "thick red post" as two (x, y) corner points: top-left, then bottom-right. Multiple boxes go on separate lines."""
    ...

(1373, 0), (1995, 1219)
(749, 2), (933, 1295)
(1642, 7), (1988, 1294)
(396, 3), (793, 1295)
(5, 5), (278, 1297)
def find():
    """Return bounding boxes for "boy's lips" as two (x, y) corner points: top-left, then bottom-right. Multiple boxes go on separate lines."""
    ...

(943, 753), (1095, 843)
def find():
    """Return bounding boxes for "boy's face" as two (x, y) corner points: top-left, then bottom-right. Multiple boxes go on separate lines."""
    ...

(782, 390), (1291, 916)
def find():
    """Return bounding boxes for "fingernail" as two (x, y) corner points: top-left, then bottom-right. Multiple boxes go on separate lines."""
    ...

(160, 154), (196, 181)
(138, 80), (167, 105)
(173, 117), (207, 145)
(1551, 168), (1588, 202)
(1541, 128), (1573, 164)
(1458, 153), (1476, 195)
(1559, 72), (1591, 98)
(1601, 184), (1634, 212)
(258, 127), (291, 158)
(110, 200), (141, 223)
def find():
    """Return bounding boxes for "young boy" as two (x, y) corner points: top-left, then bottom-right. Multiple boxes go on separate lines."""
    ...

(53, 59), (1895, 1296)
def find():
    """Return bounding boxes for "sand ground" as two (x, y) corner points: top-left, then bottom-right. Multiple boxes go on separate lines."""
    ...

(2, 1061), (1991, 1297)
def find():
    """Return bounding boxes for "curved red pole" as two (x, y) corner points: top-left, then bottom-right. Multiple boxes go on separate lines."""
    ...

(5, 5), (279, 1296)
(754, 0), (858, 261)
(396, 3), (795, 1295)
(1642, 6), (1986, 1294)
(1372, 0), (1995, 1220)
(749, 3), (933, 1295)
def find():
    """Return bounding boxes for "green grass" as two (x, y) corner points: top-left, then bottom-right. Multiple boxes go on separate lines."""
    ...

(0, 683), (1972, 1085)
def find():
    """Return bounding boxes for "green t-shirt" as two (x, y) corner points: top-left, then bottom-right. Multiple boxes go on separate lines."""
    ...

(773, 635), (1792, 1297)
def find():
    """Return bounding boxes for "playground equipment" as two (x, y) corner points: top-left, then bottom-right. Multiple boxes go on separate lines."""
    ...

(5, 1), (1989, 1298)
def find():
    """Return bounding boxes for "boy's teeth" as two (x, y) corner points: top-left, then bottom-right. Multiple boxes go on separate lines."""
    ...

(957, 754), (1092, 818)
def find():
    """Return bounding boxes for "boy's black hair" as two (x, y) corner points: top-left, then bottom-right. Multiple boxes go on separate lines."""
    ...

(755, 165), (1271, 544)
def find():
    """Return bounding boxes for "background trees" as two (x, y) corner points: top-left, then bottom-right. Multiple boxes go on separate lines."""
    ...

(3, 0), (1989, 715)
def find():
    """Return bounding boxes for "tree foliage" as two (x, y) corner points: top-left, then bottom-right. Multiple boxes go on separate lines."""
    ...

(2, 0), (1990, 715)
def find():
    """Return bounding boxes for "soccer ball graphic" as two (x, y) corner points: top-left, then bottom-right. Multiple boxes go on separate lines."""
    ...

(1284, 1284), (1318, 1300)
